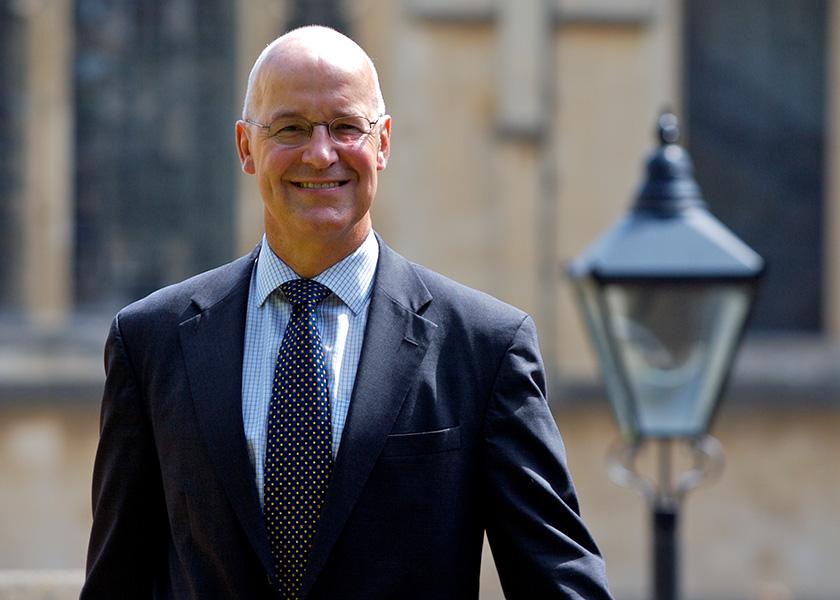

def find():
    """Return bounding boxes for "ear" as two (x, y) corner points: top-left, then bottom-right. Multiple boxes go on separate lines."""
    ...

(376, 115), (391, 171)
(235, 120), (256, 174)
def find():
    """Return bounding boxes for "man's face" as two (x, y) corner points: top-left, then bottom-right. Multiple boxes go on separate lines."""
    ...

(236, 51), (390, 257)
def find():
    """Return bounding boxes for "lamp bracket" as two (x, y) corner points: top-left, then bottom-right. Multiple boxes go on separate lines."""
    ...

(606, 435), (724, 504)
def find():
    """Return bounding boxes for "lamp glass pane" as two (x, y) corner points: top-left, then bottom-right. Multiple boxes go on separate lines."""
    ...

(572, 278), (637, 436)
(603, 282), (751, 437)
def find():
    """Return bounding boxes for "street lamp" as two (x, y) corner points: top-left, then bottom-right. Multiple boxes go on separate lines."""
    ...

(567, 113), (764, 600)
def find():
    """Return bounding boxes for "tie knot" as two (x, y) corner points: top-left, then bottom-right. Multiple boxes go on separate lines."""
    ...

(281, 278), (331, 308)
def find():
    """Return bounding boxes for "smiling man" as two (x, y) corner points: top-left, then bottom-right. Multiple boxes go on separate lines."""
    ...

(237, 30), (388, 277)
(81, 26), (613, 600)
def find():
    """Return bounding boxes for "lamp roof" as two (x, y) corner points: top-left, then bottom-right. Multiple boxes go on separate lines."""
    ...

(568, 113), (765, 281)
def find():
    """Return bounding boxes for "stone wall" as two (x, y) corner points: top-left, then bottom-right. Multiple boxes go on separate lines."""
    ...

(0, 571), (83, 600)
(1, 389), (837, 599)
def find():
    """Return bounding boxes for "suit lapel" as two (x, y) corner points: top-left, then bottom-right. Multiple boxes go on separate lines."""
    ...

(177, 239), (437, 593)
(301, 239), (437, 598)
(178, 248), (275, 577)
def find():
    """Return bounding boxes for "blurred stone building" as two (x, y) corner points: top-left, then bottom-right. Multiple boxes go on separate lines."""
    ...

(0, 0), (838, 598)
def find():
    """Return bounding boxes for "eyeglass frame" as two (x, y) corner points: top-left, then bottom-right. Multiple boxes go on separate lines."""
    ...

(242, 114), (385, 147)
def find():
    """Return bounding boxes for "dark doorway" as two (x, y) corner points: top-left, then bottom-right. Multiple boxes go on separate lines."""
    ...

(0, 7), (26, 312)
(684, 0), (826, 331)
(286, 0), (349, 33)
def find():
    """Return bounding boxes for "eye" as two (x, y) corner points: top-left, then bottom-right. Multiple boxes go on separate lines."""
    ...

(333, 121), (365, 133)
(330, 118), (370, 142)
(282, 124), (306, 133)
(270, 121), (309, 138)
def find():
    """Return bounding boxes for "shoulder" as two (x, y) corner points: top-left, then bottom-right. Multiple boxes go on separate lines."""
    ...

(376, 239), (531, 346)
(412, 262), (527, 326)
(115, 247), (258, 333)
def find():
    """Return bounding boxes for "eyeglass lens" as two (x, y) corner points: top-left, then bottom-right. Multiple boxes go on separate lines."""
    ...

(267, 116), (373, 145)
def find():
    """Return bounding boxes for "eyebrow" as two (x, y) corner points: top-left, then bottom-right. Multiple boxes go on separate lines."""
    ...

(265, 110), (304, 122)
(264, 109), (366, 123)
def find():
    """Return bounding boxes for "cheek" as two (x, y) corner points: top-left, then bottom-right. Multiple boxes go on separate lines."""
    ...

(257, 147), (295, 177)
(348, 146), (381, 179)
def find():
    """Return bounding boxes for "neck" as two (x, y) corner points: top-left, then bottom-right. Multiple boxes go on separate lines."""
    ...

(265, 223), (371, 278)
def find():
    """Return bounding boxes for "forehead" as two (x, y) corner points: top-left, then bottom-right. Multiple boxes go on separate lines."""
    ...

(254, 47), (375, 120)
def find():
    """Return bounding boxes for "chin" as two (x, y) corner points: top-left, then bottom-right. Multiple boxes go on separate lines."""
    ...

(298, 213), (368, 241)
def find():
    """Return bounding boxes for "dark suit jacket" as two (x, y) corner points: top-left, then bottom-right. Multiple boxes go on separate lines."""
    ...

(82, 236), (612, 599)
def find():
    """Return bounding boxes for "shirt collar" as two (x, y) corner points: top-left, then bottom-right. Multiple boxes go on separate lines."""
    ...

(254, 230), (379, 315)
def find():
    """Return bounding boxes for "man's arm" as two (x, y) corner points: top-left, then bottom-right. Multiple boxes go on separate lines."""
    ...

(482, 315), (613, 600)
(81, 316), (169, 599)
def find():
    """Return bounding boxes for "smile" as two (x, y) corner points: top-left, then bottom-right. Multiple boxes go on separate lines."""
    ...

(294, 181), (345, 189)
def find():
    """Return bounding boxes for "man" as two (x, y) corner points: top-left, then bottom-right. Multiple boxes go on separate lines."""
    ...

(82, 26), (612, 600)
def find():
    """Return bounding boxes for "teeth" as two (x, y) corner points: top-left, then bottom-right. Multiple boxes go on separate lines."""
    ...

(299, 181), (341, 189)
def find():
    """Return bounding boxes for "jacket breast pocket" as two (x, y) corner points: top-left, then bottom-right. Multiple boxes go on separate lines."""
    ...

(381, 425), (461, 457)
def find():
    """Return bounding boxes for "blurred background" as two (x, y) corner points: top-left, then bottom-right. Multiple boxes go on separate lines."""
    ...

(1, 0), (838, 598)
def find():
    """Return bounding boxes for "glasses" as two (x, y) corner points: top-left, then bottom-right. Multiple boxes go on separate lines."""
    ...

(244, 114), (382, 147)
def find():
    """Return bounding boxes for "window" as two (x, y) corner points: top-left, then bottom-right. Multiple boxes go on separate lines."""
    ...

(684, 0), (826, 331)
(74, 0), (237, 313)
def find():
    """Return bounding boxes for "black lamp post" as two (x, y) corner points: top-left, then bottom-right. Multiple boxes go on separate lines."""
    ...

(567, 113), (764, 600)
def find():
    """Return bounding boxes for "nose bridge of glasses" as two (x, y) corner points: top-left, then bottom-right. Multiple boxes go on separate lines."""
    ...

(309, 121), (335, 144)
(301, 122), (340, 165)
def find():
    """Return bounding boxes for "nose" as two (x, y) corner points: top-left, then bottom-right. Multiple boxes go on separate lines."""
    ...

(300, 124), (338, 169)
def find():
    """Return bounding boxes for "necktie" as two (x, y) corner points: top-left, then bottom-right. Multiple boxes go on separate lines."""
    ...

(264, 278), (333, 599)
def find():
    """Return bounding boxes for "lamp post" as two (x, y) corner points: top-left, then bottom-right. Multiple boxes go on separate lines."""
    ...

(567, 113), (764, 600)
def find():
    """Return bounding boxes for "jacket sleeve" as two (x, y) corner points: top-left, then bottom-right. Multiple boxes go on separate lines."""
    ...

(81, 315), (169, 599)
(482, 315), (613, 600)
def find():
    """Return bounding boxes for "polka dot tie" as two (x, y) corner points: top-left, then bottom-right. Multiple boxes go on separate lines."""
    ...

(264, 278), (333, 599)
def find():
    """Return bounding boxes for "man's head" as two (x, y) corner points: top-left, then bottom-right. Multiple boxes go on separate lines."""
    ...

(236, 26), (391, 274)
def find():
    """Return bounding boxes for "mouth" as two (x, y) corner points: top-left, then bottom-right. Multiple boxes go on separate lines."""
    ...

(292, 181), (347, 189)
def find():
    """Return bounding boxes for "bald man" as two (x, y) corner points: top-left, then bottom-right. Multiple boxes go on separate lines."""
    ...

(82, 26), (613, 600)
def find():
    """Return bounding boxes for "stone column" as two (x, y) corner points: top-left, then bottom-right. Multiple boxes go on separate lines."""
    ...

(555, 0), (682, 377)
(21, 0), (73, 327)
(491, 0), (555, 366)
